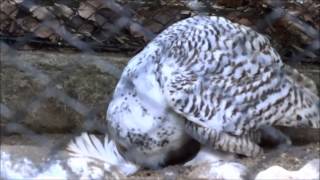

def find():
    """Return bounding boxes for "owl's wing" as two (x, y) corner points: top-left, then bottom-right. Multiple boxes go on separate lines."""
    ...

(157, 16), (285, 137)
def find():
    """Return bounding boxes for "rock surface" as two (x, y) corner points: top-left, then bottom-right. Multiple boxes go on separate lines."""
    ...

(1, 50), (320, 179)
(1, 50), (320, 133)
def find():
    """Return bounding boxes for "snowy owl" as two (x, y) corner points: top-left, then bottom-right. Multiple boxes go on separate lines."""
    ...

(68, 15), (320, 176)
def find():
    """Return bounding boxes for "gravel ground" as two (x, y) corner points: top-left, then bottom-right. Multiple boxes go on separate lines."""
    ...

(1, 133), (319, 179)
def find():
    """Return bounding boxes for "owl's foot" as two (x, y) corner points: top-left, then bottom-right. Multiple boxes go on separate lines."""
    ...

(185, 120), (263, 157)
(258, 126), (292, 148)
(185, 146), (250, 180)
(184, 146), (234, 166)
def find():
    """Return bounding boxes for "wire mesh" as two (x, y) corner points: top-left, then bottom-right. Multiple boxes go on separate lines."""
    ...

(1, 0), (320, 178)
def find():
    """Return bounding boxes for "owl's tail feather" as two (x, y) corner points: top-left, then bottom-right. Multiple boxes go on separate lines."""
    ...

(280, 65), (320, 129)
(185, 120), (263, 157)
(288, 90), (320, 129)
(66, 133), (139, 176)
(283, 65), (318, 95)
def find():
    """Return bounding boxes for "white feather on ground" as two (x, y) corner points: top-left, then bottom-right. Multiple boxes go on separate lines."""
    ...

(66, 133), (140, 176)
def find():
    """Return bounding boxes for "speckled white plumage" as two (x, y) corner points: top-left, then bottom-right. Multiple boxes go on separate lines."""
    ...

(108, 15), (319, 158)
(68, 15), (320, 176)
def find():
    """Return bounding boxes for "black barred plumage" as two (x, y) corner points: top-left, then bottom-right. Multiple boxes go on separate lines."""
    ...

(184, 120), (263, 157)
(68, 15), (320, 175)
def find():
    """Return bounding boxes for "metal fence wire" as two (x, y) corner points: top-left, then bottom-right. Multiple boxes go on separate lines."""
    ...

(1, 0), (320, 178)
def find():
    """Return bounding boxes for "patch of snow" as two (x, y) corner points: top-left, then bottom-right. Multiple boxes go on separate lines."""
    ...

(34, 162), (67, 180)
(0, 151), (68, 180)
(255, 159), (320, 180)
(1, 152), (39, 179)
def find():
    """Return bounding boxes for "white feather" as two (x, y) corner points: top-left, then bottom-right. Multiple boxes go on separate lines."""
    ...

(66, 133), (139, 176)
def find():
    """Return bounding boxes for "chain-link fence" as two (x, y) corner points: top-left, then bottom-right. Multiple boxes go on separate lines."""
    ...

(1, 0), (320, 179)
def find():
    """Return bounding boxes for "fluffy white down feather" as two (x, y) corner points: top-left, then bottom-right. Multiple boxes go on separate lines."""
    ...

(66, 133), (140, 176)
